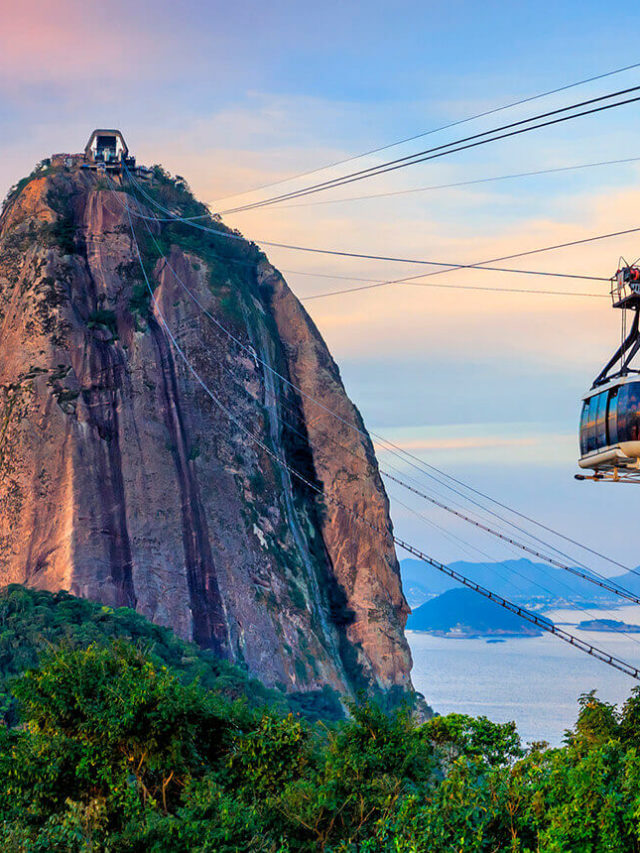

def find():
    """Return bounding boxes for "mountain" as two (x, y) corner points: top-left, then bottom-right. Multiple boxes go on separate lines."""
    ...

(0, 151), (412, 703)
(401, 557), (626, 607)
(407, 588), (549, 637)
(608, 570), (640, 596)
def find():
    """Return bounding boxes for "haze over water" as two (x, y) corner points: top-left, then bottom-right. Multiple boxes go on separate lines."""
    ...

(408, 604), (640, 746)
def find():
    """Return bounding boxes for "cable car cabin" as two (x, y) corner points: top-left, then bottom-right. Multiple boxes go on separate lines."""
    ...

(579, 377), (640, 474)
(577, 261), (640, 482)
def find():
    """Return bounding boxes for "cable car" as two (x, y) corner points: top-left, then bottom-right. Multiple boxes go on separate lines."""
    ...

(577, 260), (640, 482)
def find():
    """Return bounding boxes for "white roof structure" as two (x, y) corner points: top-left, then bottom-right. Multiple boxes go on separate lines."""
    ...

(84, 130), (129, 160)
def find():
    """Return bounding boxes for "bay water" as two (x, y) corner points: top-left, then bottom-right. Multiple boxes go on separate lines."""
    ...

(408, 604), (640, 746)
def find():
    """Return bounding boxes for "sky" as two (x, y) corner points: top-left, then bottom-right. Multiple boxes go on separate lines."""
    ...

(3, 0), (640, 587)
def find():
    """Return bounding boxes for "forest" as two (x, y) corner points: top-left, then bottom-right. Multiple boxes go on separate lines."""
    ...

(0, 585), (638, 851)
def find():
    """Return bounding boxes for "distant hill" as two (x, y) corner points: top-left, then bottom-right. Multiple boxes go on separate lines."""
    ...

(578, 618), (640, 633)
(400, 559), (455, 607)
(406, 588), (552, 638)
(400, 557), (630, 608)
(607, 571), (640, 596)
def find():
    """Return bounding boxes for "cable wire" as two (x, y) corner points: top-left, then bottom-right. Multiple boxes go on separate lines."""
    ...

(104, 195), (609, 300)
(261, 155), (640, 209)
(217, 87), (640, 213)
(210, 61), (640, 204)
(115, 175), (635, 576)
(124, 186), (640, 610)
(122, 167), (619, 299)
(123, 198), (640, 681)
(192, 289), (640, 641)
(207, 346), (637, 629)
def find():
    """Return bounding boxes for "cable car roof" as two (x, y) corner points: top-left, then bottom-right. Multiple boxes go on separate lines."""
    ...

(84, 129), (129, 157)
(581, 372), (640, 402)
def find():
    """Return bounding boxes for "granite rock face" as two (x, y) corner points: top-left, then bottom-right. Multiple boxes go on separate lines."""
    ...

(0, 161), (413, 700)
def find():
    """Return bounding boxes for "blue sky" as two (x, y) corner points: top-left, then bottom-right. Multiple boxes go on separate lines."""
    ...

(3, 0), (640, 579)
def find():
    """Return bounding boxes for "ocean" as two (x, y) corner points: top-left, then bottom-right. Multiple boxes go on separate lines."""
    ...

(407, 604), (640, 746)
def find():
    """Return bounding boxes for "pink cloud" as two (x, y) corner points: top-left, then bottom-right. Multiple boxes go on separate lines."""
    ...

(0, 0), (171, 84)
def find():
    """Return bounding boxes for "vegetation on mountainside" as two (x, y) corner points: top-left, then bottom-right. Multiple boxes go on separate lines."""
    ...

(1, 159), (53, 209)
(122, 166), (266, 328)
(0, 586), (342, 725)
(0, 588), (639, 851)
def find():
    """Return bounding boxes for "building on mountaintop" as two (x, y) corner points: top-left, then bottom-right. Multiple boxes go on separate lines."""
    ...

(83, 129), (136, 172)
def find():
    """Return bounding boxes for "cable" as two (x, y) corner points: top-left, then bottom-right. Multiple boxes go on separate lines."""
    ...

(298, 226), (640, 300)
(209, 61), (640, 204)
(381, 470), (640, 605)
(373, 439), (640, 581)
(201, 303), (640, 640)
(104, 194), (608, 301)
(125, 189), (640, 612)
(259, 156), (640, 210)
(121, 174), (632, 573)
(216, 348), (619, 616)
(217, 87), (640, 213)
(210, 311), (633, 609)
(103, 191), (604, 296)
(386, 485), (640, 650)
(373, 450), (637, 575)
(123, 180), (640, 651)
(283, 267), (606, 297)
(303, 280), (606, 301)
(113, 188), (608, 288)
(123, 167), (619, 297)
(124, 199), (640, 682)
(116, 175), (635, 578)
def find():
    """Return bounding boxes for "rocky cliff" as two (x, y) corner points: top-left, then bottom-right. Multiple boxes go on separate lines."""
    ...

(0, 157), (413, 701)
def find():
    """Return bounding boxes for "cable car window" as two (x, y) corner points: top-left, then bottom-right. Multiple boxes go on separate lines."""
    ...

(585, 394), (598, 453)
(628, 382), (640, 440)
(595, 392), (608, 448)
(616, 381), (640, 442)
(617, 384), (630, 440)
(579, 400), (590, 455)
(607, 386), (619, 445)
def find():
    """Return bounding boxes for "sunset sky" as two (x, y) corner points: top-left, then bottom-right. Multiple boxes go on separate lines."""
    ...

(3, 0), (640, 580)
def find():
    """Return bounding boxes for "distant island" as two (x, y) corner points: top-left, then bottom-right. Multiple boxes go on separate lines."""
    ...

(578, 618), (640, 633)
(406, 588), (552, 638)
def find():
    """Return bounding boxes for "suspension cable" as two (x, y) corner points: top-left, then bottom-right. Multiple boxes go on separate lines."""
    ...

(210, 347), (640, 637)
(115, 175), (634, 575)
(380, 447), (638, 576)
(381, 471), (640, 605)
(101, 191), (605, 298)
(123, 165), (640, 301)
(114, 174), (637, 576)
(203, 305), (640, 638)
(216, 88), (640, 213)
(123, 200), (640, 682)
(262, 155), (640, 210)
(122, 185), (640, 607)
(211, 329), (640, 617)
(209, 61), (640, 204)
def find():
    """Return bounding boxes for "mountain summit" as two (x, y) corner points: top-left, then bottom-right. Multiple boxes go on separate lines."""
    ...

(0, 144), (412, 702)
